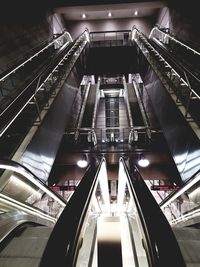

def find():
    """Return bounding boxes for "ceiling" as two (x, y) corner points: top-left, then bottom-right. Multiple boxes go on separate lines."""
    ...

(54, 1), (166, 21)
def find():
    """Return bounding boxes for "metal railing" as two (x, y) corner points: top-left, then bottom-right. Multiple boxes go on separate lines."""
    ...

(65, 126), (158, 147)
(0, 30), (89, 138)
(160, 168), (200, 226)
(40, 157), (108, 267)
(89, 30), (131, 47)
(120, 157), (186, 267)
(0, 31), (72, 82)
(132, 26), (200, 127)
(149, 25), (200, 56)
(0, 159), (66, 221)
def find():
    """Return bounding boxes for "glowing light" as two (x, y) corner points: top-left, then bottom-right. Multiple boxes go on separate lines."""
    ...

(134, 10), (138, 16)
(138, 157), (150, 167)
(77, 159), (88, 168)
(82, 14), (86, 19)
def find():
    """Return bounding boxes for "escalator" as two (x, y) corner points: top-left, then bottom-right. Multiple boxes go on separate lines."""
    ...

(149, 26), (200, 79)
(81, 84), (97, 128)
(148, 37), (200, 95)
(41, 158), (187, 267)
(148, 37), (200, 126)
(132, 26), (200, 129)
(1, 156), (199, 267)
(0, 30), (89, 159)
(0, 32), (72, 114)
(0, 158), (67, 266)
(126, 82), (144, 126)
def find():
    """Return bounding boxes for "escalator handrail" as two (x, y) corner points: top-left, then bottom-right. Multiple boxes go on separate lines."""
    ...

(149, 25), (200, 56)
(149, 37), (200, 86)
(121, 157), (186, 267)
(120, 158), (156, 267)
(0, 31), (73, 82)
(0, 158), (67, 206)
(0, 30), (88, 137)
(39, 158), (104, 267)
(133, 26), (200, 86)
(159, 167), (200, 208)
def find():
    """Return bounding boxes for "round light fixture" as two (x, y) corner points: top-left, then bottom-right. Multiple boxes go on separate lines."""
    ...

(138, 155), (150, 167)
(108, 12), (112, 17)
(134, 10), (138, 16)
(82, 13), (86, 19)
(77, 155), (88, 168)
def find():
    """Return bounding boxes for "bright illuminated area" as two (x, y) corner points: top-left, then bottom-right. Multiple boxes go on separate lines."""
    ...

(82, 13), (86, 19)
(134, 10), (138, 16)
(138, 158), (150, 167)
(77, 159), (88, 168)
(108, 12), (112, 17)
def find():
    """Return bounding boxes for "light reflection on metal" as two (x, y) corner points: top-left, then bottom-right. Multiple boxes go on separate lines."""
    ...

(97, 159), (110, 213)
(0, 163), (66, 207)
(0, 193), (56, 223)
(160, 172), (200, 209)
(117, 160), (127, 212)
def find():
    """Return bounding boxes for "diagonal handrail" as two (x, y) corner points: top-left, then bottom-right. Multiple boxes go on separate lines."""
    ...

(0, 31), (73, 82)
(120, 157), (186, 267)
(0, 158), (66, 206)
(39, 157), (105, 267)
(149, 25), (200, 56)
(0, 30), (89, 137)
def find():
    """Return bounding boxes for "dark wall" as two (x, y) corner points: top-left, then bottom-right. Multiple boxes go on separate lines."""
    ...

(0, 4), (52, 74)
(157, 2), (200, 48)
(86, 45), (138, 77)
(0, 2), (66, 74)
(169, 5), (200, 48)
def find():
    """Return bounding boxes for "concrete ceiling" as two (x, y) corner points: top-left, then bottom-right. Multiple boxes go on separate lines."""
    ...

(55, 1), (166, 21)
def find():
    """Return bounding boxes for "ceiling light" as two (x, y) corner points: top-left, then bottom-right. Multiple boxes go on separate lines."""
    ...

(134, 10), (138, 16)
(138, 155), (150, 167)
(77, 155), (88, 168)
(108, 12), (112, 17)
(82, 14), (86, 19)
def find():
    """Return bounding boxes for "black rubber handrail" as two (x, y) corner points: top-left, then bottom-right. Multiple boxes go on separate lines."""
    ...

(39, 158), (103, 267)
(121, 157), (186, 267)
(0, 158), (67, 205)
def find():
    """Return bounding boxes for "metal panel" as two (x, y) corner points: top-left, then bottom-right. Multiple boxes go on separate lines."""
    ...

(20, 67), (83, 182)
(143, 68), (200, 182)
